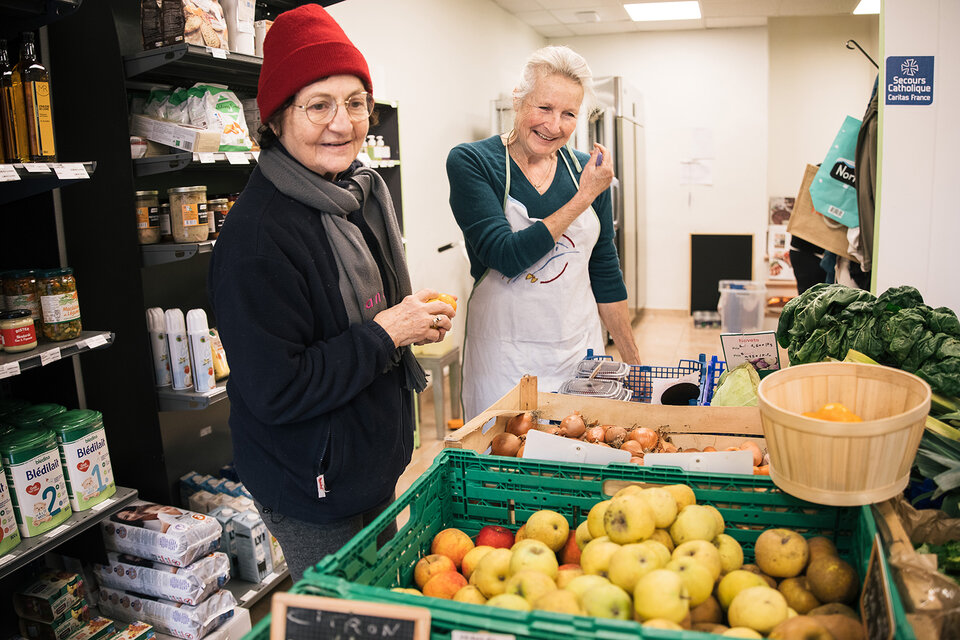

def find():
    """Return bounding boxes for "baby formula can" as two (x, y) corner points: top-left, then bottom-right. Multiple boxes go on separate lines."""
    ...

(0, 429), (72, 537)
(44, 410), (116, 511)
(0, 456), (23, 556)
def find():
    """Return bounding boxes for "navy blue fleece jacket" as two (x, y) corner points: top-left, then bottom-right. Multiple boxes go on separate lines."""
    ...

(208, 166), (413, 524)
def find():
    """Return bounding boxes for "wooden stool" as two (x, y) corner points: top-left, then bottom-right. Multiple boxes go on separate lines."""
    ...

(414, 345), (462, 439)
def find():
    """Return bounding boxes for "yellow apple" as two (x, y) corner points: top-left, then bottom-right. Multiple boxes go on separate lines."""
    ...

(778, 576), (821, 614)
(713, 533), (744, 574)
(485, 594), (531, 610)
(504, 570), (557, 603)
(666, 556), (714, 606)
(587, 499), (612, 538)
(663, 484), (697, 510)
(579, 581), (633, 620)
(563, 574), (610, 600)
(703, 504), (725, 534)
(669, 504), (719, 545)
(452, 585), (487, 604)
(754, 529), (809, 578)
(461, 545), (494, 580)
(390, 587), (422, 596)
(643, 619), (685, 630)
(638, 539), (672, 567)
(471, 548), (513, 598)
(723, 628), (764, 638)
(579, 538), (621, 578)
(508, 539), (558, 579)
(672, 539), (722, 581)
(638, 487), (679, 529)
(414, 554), (457, 589)
(532, 589), (584, 615)
(422, 570), (468, 599)
(727, 586), (789, 634)
(556, 564), (584, 589)
(603, 493), (655, 544)
(608, 543), (663, 593)
(717, 570), (769, 610)
(574, 520), (593, 550)
(524, 509), (569, 552)
(613, 484), (644, 498)
(633, 569), (690, 623)
(649, 529), (675, 552)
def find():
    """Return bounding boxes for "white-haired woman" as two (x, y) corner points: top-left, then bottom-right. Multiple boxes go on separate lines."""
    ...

(447, 45), (642, 420)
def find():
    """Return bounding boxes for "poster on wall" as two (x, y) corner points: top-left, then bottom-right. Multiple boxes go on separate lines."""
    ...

(769, 196), (794, 225)
(767, 224), (793, 280)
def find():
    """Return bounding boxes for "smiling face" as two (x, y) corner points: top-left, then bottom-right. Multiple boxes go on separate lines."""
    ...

(275, 74), (370, 180)
(513, 73), (584, 160)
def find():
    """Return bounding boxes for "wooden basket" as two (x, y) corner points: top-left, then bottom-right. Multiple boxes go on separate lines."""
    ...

(445, 375), (763, 455)
(757, 362), (931, 506)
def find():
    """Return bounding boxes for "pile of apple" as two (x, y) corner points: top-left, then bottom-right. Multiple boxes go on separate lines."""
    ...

(492, 411), (771, 475)
(393, 484), (866, 639)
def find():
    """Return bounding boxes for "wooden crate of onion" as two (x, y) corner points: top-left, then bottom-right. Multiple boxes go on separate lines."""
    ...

(445, 376), (769, 471)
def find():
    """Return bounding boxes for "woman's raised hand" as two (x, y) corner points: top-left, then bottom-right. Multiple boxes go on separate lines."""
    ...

(577, 143), (614, 201)
(374, 289), (458, 347)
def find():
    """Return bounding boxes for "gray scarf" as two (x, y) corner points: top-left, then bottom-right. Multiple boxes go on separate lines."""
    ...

(258, 145), (426, 392)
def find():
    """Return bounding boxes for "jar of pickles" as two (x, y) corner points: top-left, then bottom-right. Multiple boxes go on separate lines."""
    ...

(36, 268), (82, 341)
(207, 198), (229, 239)
(2, 270), (41, 327)
(135, 190), (161, 245)
(168, 186), (209, 243)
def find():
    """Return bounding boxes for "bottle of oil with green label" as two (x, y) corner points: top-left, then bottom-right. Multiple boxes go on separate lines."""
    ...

(0, 38), (30, 163)
(15, 33), (56, 162)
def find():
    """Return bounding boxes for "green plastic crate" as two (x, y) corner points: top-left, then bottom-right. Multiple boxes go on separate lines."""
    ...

(246, 449), (915, 640)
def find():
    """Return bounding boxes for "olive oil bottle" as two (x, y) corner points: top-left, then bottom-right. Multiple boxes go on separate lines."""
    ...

(16, 32), (56, 162)
(0, 38), (29, 163)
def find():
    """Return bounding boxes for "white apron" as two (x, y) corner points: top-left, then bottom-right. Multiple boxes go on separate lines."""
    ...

(461, 143), (605, 420)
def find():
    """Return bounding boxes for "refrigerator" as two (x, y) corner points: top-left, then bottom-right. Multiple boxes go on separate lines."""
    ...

(576, 76), (647, 319)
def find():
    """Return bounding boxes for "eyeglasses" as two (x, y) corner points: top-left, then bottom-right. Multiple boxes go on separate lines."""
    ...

(291, 92), (374, 125)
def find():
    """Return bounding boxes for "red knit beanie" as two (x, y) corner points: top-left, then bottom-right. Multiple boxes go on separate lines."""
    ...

(257, 4), (372, 123)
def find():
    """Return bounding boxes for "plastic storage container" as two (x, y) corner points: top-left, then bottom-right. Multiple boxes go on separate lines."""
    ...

(44, 409), (116, 511)
(718, 279), (766, 333)
(0, 428), (72, 537)
(556, 378), (631, 401)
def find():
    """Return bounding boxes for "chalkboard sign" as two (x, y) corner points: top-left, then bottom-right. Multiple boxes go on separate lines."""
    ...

(270, 593), (431, 640)
(860, 533), (895, 640)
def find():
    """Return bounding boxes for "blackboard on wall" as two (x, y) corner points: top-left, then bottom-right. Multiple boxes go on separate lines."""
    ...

(690, 234), (753, 312)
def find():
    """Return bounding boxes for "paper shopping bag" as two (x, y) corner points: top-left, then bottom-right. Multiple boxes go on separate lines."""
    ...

(787, 164), (852, 259)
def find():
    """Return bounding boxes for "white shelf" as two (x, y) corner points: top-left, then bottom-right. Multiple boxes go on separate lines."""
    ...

(224, 563), (290, 608)
(157, 379), (228, 411)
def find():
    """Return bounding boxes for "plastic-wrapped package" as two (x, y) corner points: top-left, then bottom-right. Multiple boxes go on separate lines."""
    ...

(94, 552), (229, 606)
(185, 83), (253, 151)
(143, 89), (171, 120)
(100, 502), (221, 568)
(97, 586), (236, 640)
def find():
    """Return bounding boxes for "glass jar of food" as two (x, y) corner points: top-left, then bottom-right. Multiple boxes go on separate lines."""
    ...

(168, 185), (209, 243)
(36, 267), (82, 341)
(159, 203), (173, 242)
(2, 270), (41, 327)
(0, 309), (38, 352)
(134, 190), (161, 245)
(207, 198), (229, 239)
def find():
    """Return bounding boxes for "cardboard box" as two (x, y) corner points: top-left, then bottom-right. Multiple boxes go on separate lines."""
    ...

(130, 115), (221, 153)
(14, 572), (85, 623)
(445, 376), (764, 469)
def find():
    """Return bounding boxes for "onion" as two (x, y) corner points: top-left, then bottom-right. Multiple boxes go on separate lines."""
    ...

(583, 425), (606, 443)
(559, 412), (586, 438)
(506, 412), (536, 437)
(539, 425), (561, 436)
(684, 447), (701, 453)
(604, 426), (627, 445)
(620, 440), (644, 456)
(703, 446), (718, 452)
(658, 440), (679, 453)
(630, 427), (660, 452)
(491, 432), (521, 457)
(739, 440), (763, 466)
(517, 443), (525, 458)
(629, 456), (644, 465)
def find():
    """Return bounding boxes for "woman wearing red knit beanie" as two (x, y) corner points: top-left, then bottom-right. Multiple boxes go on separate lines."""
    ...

(209, 4), (456, 582)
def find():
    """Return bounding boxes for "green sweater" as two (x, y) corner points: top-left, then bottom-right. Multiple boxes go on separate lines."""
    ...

(446, 135), (627, 303)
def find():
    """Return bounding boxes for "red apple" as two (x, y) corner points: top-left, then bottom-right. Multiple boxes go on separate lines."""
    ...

(558, 530), (581, 565)
(475, 525), (514, 549)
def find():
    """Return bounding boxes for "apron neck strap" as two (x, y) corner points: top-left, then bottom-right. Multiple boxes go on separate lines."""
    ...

(503, 140), (581, 210)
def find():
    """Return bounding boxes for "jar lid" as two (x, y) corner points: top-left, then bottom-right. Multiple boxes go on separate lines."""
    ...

(207, 198), (229, 204)
(3, 269), (37, 279)
(43, 409), (103, 435)
(160, 203), (170, 209)
(0, 309), (32, 320)
(0, 427), (58, 460)
(9, 403), (67, 429)
(168, 186), (207, 194)
(135, 190), (159, 196)
(37, 267), (75, 278)
(0, 398), (31, 417)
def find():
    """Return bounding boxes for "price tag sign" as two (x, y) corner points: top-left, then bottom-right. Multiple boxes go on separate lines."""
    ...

(40, 347), (62, 366)
(22, 163), (51, 173)
(85, 334), (110, 349)
(270, 593), (431, 640)
(0, 164), (21, 182)
(197, 152), (217, 164)
(51, 163), (89, 180)
(225, 152), (249, 165)
(241, 589), (257, 603)
(91, 497), (114, 511)
(720, 331), (781, 372)
(44, 523), (72, 538)
(0, 553), (16, 566)
(208, 47), (227, 59)
(0, 361), (21, 379)
(452, 632), (516, 640)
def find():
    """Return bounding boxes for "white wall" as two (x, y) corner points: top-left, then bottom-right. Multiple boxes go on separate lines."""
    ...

(767, 17), (879, 199)
(550, 28), (769, 310)
(327, 0), (543, 345)
(876, 0), (960, 310)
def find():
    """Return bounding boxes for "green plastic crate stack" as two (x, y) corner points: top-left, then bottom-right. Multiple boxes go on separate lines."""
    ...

(245, 449), (915, 640)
